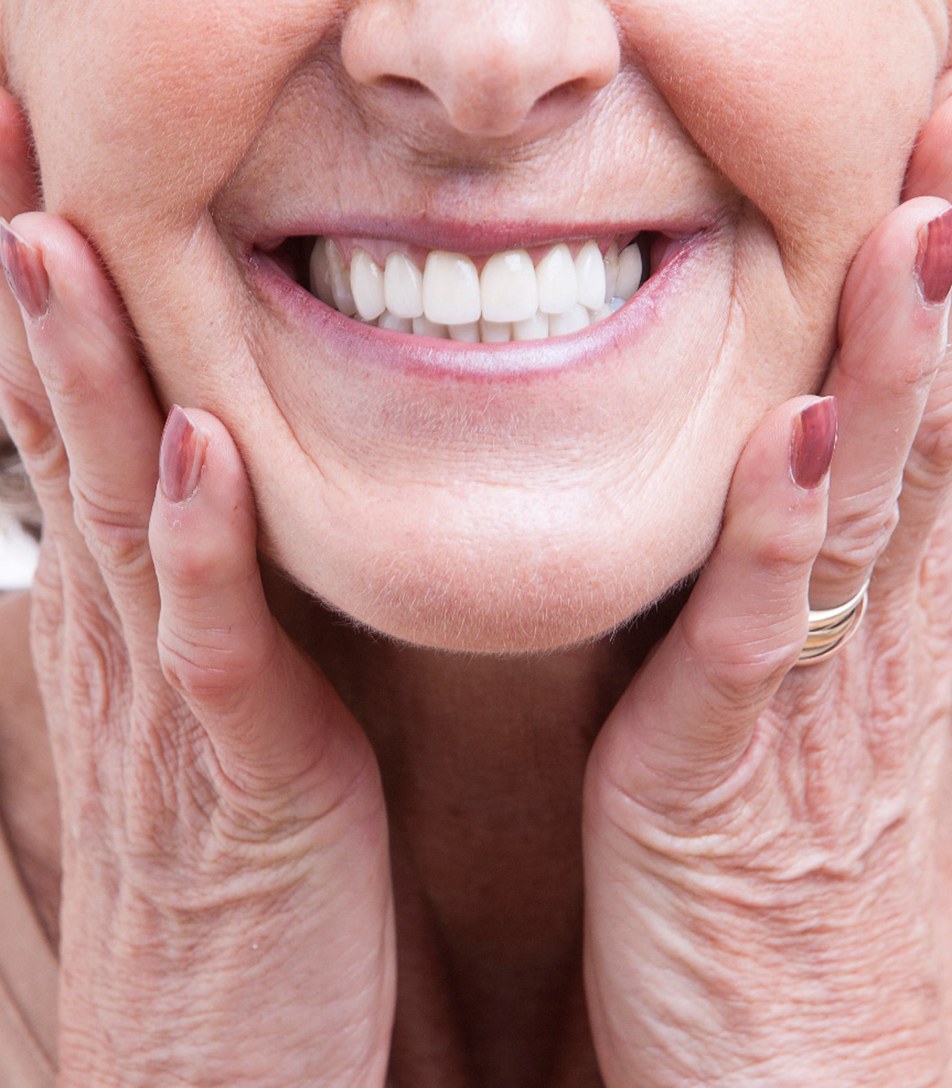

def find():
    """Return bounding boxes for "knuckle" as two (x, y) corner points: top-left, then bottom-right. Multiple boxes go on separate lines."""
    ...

(153, 529), (222, 590)
(157, 628), (251, 711)
(71, 479), (150, 573)
(63, 610), (129, 728)
(824, 498), (899, 577)
(751, 525), (823, 573)
(681, 606), (801, 703)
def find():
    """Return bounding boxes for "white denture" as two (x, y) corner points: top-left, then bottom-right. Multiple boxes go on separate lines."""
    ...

(351, 247), (386, 321)
(480, 250), (538, 323)
(384, 252), (424, 319)
(536, 243), (578, 315)
(307, 235), (649, 342)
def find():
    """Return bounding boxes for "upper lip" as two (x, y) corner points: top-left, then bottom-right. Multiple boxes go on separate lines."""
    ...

(238, 213), (718, 257)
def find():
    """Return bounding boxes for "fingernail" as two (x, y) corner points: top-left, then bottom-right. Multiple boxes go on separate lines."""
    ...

(0, 219), (50, 320)
(916, 207), (952, 305)
(160, 406), (207, 504)
(791, 397), (837, 490)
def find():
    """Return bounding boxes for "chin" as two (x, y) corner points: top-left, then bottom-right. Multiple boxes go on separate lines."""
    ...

(264, 492), (718, 655)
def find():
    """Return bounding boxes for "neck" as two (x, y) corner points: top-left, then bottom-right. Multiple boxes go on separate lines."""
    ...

(268, 572), (682, 1087)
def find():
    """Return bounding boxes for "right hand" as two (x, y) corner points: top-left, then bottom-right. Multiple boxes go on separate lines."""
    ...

(0, 92), (395, 1088)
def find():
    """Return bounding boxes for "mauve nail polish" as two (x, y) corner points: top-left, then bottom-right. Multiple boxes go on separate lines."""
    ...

(916, 207), (952, 306)
(791, 398), (837, 490)
(0, 220), (50, 320)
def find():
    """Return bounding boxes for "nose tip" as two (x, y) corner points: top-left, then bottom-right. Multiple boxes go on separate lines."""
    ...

(341, 0), (620, 141)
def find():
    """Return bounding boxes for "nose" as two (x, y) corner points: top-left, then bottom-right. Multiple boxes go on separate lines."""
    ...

(341, 0), (620, 141)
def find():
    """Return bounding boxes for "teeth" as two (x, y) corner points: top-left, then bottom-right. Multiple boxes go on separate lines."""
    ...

(412, 315), (449, 338)
(548, 303), (590, 337)
(574, 241), (606, 311)
(480, 319), (512, 343)
(351, 248), (386, 321)
(536, 243), (578, 315)
(513, 311), (549, 341)
(309, 239), (336, 308)
(384, 252), (424, 319)
(326, 240), (357, 316)
(603, 242), (619, 304)
(449, 322), (480, 342)
(480, 249), (538, 323)
(308, 236), (652, 341)
(423, 251), (482, 326)
(616, 245), (643, 302)
(378, 310), (413, 333)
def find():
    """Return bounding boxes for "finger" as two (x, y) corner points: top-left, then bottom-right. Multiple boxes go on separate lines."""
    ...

(883, 341), (952, 587)
(590, 396), (834, 811)
(0, 89), (47, 445)
(807, 198), (952, 609)
(150, 408), (373, 803)
(1, 213), (164, 640)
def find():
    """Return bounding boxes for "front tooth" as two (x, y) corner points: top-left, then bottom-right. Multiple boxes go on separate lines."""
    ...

(480, 319), (511, 343)
(384, 252), (424, 319)
(351, 248), (386, 320)
(536, 243), (578, 315)
(575, 241), (607, 311)
(412, 315), (449, 338)
(548, 304), (590, 336)
(326, 240), (357, 316)
(480, 249), (538, 323)
(423, 251), (481, 325)
(513, 312), (549, 341)
(309, 239), (336, 307)
(378, 310), (413, 333)
(616, 244), (643, 301)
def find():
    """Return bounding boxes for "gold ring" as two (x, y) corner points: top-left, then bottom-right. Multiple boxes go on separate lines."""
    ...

(796, 580), (870, 666)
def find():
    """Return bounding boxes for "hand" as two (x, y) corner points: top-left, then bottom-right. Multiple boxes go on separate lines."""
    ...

(582, 117), (952, 1088)
(0, 93), (395, 1088)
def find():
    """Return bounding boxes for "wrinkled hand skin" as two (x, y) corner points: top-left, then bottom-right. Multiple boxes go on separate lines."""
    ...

(583, 99), (952, 1088)
(0, 93), (395, 1088)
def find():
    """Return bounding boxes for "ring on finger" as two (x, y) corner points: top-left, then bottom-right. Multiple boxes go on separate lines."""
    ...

(796, 579), (870, 666)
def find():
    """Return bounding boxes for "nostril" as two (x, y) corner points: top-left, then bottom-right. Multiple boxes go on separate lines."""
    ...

(378, 75), (429, 96)
(341, 0), (621, 141)
(537, 78), (589, 107)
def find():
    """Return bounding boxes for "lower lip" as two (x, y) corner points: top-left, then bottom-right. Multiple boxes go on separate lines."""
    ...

(247, 232), (710, 383)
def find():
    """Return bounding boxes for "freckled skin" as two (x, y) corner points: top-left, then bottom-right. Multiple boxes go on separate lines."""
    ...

(3, 0), (949, 651)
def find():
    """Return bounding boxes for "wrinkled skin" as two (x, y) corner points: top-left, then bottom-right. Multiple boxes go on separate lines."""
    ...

(0, 2), (951, 1087)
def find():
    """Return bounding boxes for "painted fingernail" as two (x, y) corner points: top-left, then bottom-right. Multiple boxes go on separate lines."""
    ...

(160, 406), (207, 504)
(791, 397), (837, 490)
(0, 219), (50, 320)
(916, 207), (952, 305)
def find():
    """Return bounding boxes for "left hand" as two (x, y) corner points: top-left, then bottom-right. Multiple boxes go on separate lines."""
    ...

(582, 140), (952, 1088)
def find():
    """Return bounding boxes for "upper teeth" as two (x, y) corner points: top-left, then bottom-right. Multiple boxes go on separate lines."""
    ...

(308, 237), (646, 342)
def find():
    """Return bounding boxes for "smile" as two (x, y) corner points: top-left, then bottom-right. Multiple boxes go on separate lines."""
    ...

(266, 232), (682, 344)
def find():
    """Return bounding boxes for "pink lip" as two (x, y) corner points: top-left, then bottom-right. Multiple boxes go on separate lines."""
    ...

(245, 228), (713, 383)
(240, 214), (713, 256)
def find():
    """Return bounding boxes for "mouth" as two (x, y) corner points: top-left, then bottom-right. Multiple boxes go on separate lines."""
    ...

(257, 230), (683, 344)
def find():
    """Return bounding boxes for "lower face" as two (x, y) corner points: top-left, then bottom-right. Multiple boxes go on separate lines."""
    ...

(7, 1), (948, 651)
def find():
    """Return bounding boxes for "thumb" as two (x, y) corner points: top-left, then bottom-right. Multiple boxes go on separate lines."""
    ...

(590, 396), (834, 814)
(148, 406), (373, 802)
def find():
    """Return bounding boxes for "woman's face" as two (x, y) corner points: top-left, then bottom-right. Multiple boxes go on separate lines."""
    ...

(4, 1), (949, 651)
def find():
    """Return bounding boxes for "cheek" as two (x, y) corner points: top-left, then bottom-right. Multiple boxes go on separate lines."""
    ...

(618, 0), (940, 256)
(16, 2), (341, 240)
